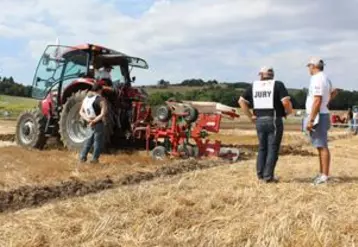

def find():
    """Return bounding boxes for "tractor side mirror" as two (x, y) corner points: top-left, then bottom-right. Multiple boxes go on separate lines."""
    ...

(42, 54), (50, 66)
(132, 76), (136, 83)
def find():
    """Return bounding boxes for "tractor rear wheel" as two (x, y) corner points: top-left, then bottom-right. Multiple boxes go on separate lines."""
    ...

(15, 109), (47, 149)
(59, 91), (113, 151)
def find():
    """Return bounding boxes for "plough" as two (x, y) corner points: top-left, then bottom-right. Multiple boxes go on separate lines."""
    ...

(145, 101), (241, 162)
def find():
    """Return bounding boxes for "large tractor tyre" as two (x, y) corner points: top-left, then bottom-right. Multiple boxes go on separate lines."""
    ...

(59, 91), (113, 151)
(156, 105), (172, 122)
(183, 105), (199, 123)
(15, 109), (47, 149)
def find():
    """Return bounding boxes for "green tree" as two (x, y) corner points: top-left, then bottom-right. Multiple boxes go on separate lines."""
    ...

(157, 79), (170, 88)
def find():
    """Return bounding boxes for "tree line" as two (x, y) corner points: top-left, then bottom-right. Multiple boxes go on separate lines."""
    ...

(1, 76), (357, 110)
(157, 78), (251, 89)
(152, 79), (358, 110)
(0, 77), (32, 97)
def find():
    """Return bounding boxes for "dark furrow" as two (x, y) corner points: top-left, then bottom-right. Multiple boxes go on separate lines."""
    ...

(0, 134), (14, 142)
(0, 132), (349, 213)
(0, 159), (229, 213)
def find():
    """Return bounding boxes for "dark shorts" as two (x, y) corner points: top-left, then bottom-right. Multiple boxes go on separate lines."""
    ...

(304, 114), (331, 148)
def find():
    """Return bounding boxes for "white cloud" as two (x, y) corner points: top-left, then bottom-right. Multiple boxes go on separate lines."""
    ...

(1, 0), (358, 90)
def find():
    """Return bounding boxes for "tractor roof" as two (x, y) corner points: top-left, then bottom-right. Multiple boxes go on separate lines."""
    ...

(63, 43), (149, 69)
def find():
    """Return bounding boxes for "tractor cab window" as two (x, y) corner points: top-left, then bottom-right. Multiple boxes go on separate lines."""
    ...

(94, 65), (126, 87)
(94, 54), (133, 88)
(32, 45), (89, 99)
(62, 53), (88, 88)
(111, 66), (126, 87)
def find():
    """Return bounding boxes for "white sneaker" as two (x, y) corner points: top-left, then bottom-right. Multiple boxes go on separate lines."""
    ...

(312, 173), (322, 182)
(312, 175), (329, 185)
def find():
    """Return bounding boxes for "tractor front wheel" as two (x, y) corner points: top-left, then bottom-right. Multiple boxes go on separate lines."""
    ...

(15, 109), (47, 149)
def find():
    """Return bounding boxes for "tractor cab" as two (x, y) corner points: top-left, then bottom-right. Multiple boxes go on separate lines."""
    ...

(32, 44), (148, 103)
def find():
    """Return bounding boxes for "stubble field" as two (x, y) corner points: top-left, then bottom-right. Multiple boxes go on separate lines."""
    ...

(0, 119), (357, 247)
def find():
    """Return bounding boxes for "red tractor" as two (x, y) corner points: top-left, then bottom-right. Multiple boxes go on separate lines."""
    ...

(15, 44), (151, 151)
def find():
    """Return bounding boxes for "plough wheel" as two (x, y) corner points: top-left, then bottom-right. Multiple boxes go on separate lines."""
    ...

(151, 146), (167, 160)
(156, 105), (171, 122)
(219, 147), (240, 163)
(192, 146), (200, 158)
(183, 105), (198, 123)
(178, 145), (193, 159)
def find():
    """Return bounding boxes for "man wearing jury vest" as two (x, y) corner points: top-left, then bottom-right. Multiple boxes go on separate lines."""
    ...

(239, 67), (293, 183)
(79, 83), (108, 164)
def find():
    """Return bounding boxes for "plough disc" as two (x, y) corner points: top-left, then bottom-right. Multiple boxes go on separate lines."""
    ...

(219, 147), (240, 163)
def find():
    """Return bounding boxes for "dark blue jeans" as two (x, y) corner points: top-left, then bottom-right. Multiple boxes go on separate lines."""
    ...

(80, 122), (104, 162)
(255, 117), (284, 181)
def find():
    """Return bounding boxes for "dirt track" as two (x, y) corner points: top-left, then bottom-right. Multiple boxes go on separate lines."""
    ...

(0, 140), (322, 213)
(0, 159), (229, 213)
(0, 120), (15, 134)
(0, 145), (321, 214)
(0, 119), (350, 213)
(220, 121), (303, 131)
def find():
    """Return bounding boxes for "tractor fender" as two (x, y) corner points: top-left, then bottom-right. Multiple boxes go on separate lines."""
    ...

(40, 93), (54, 118)
(61, 79), (95, 104)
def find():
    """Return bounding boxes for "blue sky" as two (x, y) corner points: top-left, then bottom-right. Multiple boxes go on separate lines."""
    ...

(1, 0), (358, 90)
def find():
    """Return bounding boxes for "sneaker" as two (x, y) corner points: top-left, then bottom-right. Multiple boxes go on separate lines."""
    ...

(125, 131), (132, 140)
(90, 159), (99, 164)
(79, 158), (87, 163)
(312, 175), (328, 185)
(312, 173), (321, 182)
(263, 177), (279, 183)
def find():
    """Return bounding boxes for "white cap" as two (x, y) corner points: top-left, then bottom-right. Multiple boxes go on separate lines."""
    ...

(258, 66), (274, 75)
(307, 56), (325, 66)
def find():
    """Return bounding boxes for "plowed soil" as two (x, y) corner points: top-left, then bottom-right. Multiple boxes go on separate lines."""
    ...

(0, 159), (226, 213)
(0, 130), (318, 192)
(0, 119), (350, 213)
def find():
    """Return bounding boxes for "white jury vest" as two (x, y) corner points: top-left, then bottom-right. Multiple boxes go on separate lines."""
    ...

(83, 95), (99, 119)
(252, 80), (275, 110)
(353, 112), (358, 120)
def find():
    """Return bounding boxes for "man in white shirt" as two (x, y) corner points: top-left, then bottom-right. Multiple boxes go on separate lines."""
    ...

(96, 63), (113, 87)
(304, 57), (338, 185)
(79, 83), (108, 164)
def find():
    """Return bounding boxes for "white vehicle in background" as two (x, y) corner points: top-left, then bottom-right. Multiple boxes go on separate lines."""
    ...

(353, 105), (358, 134)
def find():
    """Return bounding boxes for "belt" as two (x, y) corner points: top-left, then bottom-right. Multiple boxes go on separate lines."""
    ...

(256, 116), (284, 120)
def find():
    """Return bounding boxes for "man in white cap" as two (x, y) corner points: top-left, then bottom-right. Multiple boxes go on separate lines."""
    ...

(304, 57), (338, 185)
(239, 66), (293, 183)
